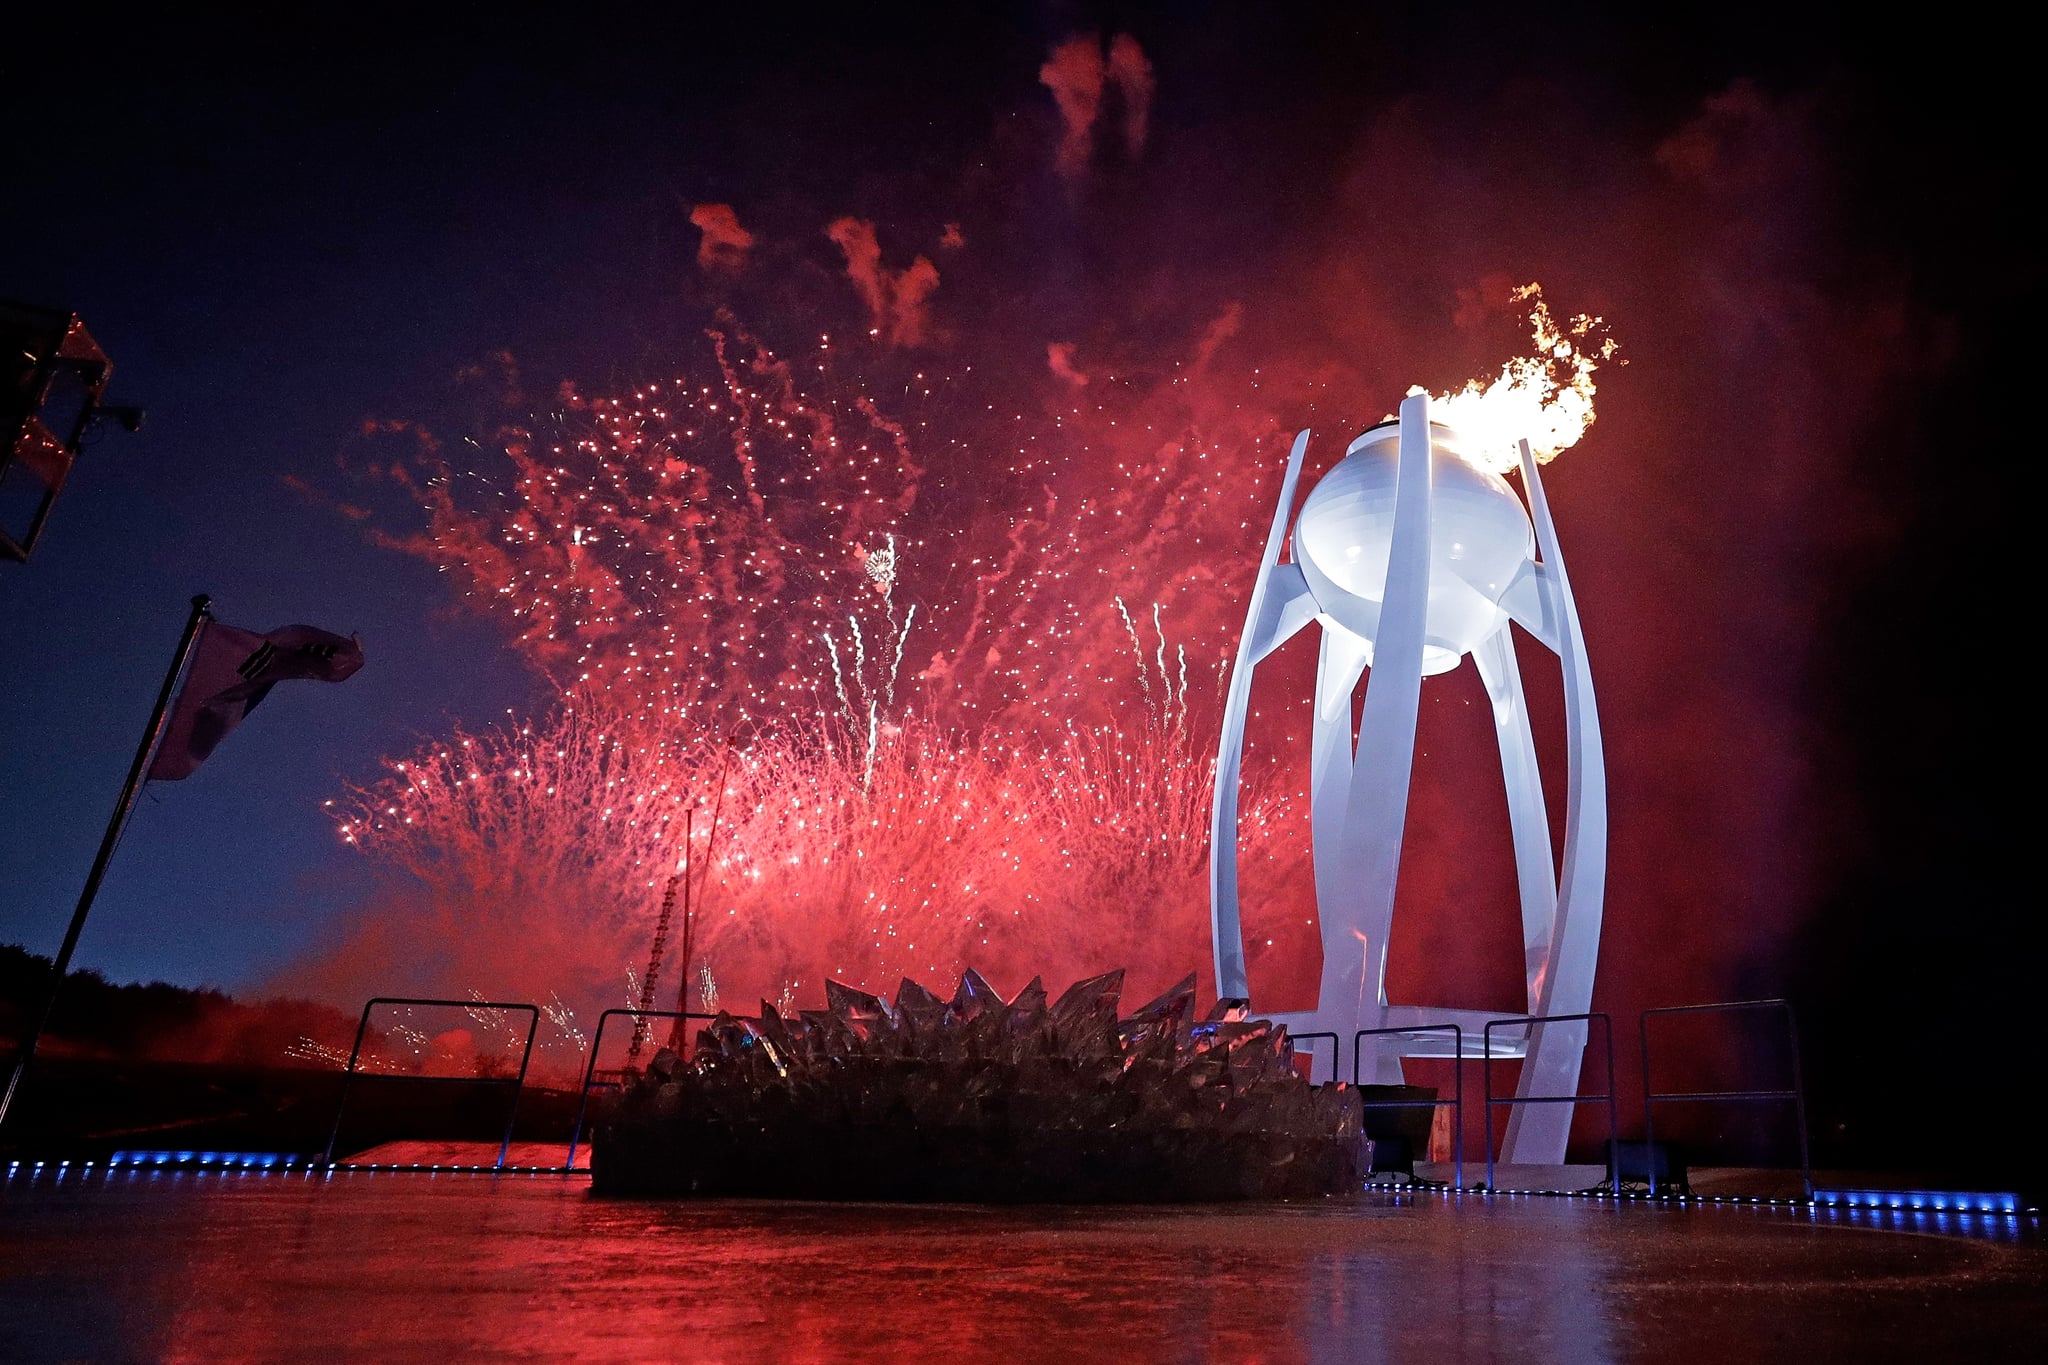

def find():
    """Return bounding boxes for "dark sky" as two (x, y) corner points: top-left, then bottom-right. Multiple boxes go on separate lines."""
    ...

(2, 5), (2036, 1162)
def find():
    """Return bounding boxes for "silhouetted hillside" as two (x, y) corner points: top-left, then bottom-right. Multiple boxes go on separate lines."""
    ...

(0, 944), (360, 1067)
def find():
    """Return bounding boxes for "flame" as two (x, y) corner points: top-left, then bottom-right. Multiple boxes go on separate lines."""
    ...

(1430, 283), (1621, 474)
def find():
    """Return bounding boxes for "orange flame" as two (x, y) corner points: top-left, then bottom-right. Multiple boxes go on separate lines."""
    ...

(1430, 283), (1621, 474)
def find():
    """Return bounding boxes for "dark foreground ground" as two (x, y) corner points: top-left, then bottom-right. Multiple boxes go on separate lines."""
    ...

(2, 1170), (2042, 1363)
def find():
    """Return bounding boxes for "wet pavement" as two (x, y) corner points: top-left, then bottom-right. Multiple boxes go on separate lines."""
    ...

(2, 1171), (2042, 1362)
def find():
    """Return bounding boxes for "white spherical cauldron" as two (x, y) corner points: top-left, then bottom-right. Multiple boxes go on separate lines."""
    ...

(1291, 421), (1533, 676)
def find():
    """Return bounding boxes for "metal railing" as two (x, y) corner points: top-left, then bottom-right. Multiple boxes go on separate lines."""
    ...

(1482, 1011), (1618, 1194)
(323, 997), (540, 1170)
(1354, 1024), (1465, 1189)
(564, 1007), (717, 1170)
(1640, 998), (1811, 1200)
(1288, 1030), (1340, 1084)
(299, 992), (1808, 1192)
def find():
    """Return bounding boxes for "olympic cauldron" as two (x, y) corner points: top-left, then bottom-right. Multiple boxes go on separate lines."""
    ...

(591, 970), (1368, 1201)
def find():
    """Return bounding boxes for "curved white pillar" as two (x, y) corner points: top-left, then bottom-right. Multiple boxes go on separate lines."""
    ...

(1499, 437), (1607, 1164)
(1327, 393), (1434, 1082)
(1210, 431), (1316, 1001)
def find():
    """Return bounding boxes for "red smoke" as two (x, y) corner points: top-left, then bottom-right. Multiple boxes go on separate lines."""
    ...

(1107, 35), (1154, 158)
(690, 203), (756, 271)
(826, 218), (941, 347)
(1046, 341), (1089, 387)
(1040, 32), (1155, 183)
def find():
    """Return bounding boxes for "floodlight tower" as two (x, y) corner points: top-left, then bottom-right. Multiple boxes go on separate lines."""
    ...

(1209, 392), (1606, 1166)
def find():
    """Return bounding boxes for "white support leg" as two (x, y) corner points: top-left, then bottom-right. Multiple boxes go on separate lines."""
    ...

(1472, 629), (1558, 1008)
(1502, 439), (1608, 1166)
(1209, 431), (1316, 1001)
(1308, 628), (1372, 918)
(1324, 395), (1434, 1081)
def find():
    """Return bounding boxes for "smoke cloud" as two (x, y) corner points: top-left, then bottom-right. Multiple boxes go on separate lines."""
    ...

(690, 202), (756, 272)
(826, 217), (940, 346)
(1040, 32), (1155, 182)
(1046, 341), (1089, 387)
(1107, 35), (1154, 158)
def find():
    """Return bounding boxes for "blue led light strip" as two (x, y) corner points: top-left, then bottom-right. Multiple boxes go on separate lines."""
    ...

(1813, 1188), (2024, 1215)
(107, 1150), (302, 1169)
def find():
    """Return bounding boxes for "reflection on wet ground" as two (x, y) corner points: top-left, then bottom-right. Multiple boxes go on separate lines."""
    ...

(3, 1172), (2042, 1362)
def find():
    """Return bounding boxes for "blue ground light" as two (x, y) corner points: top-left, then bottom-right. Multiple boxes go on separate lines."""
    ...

(19, 1154), (2035, 1220)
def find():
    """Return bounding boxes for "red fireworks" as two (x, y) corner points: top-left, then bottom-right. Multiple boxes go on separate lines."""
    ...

(335, 317), (1312, 1018)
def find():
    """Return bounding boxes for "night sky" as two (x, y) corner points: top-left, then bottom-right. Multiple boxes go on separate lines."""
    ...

(2, 6), (2035, 1166)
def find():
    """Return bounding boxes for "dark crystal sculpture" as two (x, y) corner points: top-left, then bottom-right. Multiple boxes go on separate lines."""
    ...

(591, 969), (1368, 1201)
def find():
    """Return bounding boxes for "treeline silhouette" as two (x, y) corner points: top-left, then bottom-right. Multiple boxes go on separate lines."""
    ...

(0, 943), (359, 1068)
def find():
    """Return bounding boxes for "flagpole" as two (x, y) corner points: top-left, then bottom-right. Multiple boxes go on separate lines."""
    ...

(0, 593), (214, 1132)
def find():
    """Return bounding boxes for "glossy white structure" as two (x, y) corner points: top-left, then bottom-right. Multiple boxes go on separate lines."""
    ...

(1209, 393), (1606, 1165)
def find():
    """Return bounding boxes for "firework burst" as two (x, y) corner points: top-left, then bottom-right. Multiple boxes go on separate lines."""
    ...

(332, 305), (1319, 1011)
(330, 273), (1606, 1024)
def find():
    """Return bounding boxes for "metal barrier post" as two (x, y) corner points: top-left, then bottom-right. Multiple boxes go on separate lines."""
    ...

(321, 1001), (378, 1168)
(499, 1008), (541, 1170)
(1352, 1024), (1465, 1189)
(1787, 1007), (1812, 1200)
(564, 1007), (716, 1170)
(1287, 1030), (1339, 1085)
(1482, 1012), (1617, 1194)
(321, 997), (541, 1170)
(1639, 999), (1812, 1200)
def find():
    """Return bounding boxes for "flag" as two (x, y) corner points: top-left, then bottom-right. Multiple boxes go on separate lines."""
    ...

(146, 619), (364, 781)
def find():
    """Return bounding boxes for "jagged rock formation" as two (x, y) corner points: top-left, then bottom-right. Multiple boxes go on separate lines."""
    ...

(591, 969), (1367, 1201)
